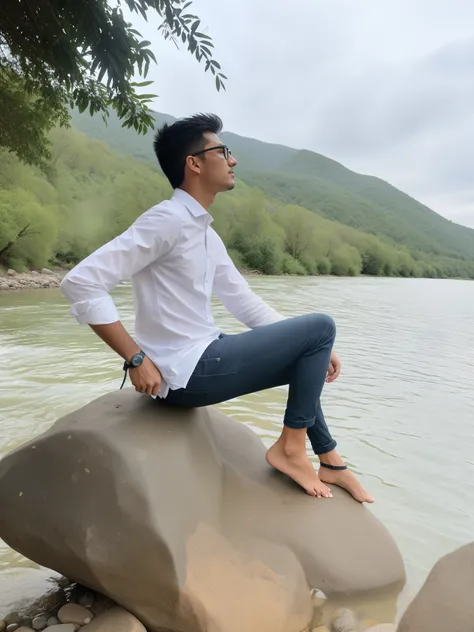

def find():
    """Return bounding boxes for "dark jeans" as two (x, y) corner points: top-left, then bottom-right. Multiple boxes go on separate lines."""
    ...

(163, 313), (337, 455)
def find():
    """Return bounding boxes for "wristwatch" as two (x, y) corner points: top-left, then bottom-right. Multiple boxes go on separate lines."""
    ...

(123, 350), (146, 371)
(120, 350), (146, 390)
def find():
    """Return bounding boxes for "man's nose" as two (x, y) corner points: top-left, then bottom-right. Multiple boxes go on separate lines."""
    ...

(229, 155), (237, 167)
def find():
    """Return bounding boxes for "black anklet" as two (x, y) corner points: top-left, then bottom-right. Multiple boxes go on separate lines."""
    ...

(320, 462), (348, 471)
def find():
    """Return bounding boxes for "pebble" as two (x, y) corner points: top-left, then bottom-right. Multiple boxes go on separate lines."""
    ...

(6, 625), (19, 632)
(81, 606), (146, 632)
(46, 618), (60, 627)
(313, 627), (330, 632)
(78, 593), (95, 610)
(16, 628), (35, 632)
(32, 614), (48, 630)
(45, 626), (78, 632)
(0, 622), (5, 632)
(4, 615), (20, 626)
(7, 269), (16, 276)
(332, 608), (359, 632)
(311, 588), (327, 609)
(365, 625), (397, 632)
(57, 604), (92, 626)
(41, 268), (55, 276)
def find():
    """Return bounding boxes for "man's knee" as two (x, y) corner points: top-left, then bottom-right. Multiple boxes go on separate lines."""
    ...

(304, 312), (336, 340)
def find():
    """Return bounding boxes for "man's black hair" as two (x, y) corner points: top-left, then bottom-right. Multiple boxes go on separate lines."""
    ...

(153, 113), (223, 189)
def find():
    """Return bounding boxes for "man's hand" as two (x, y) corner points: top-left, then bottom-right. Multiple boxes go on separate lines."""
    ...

(326, 350), (341, 383)
(129, 356), (163, 396)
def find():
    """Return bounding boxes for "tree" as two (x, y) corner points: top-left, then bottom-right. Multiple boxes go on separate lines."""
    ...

(0, 0), (226, 168)
(275, 205), (316, 260)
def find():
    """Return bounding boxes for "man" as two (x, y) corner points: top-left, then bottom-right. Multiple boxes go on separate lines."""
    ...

(60, 113), (373, 503)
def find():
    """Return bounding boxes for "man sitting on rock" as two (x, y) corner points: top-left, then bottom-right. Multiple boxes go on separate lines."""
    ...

(60, 113), (373, 503)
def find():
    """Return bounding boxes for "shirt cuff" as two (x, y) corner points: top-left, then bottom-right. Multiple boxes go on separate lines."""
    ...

(69, 296), (120, 325)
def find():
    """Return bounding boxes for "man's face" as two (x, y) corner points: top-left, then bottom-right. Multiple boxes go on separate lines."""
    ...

(195, 132), (237, 192)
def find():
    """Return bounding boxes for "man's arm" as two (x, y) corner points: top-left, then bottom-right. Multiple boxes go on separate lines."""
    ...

(212, 233), (341, 381)
(61, 205), (181, 395)
(212, 235), (286, 328)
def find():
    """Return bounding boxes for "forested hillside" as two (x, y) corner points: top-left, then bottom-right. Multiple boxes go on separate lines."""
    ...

(71, 109), (474, 265)
(1, 125), (474, 280)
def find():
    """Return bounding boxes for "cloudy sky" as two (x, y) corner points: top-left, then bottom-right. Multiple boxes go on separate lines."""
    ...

(130, 0), (474, 228)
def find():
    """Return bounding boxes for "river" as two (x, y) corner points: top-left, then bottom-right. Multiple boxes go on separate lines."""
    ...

(1, 275), (473, 616)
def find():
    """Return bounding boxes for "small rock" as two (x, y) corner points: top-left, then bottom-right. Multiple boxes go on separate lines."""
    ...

(32, 614), (48, 630)
(7, 269), (16, 276)
(57, 604), (92, 626)
(46, 618), (59, 627)
(365, 625), (396, 632)
(31, 271), (39, 276)
(45, 626), (78, 632)
(81, 606), (146, 631)
(332, 608), (358, 632)
(0, 620), (5, 632)
(4, 614), (20, 626)
(313, 627), (330, 632)
(41, 268), (55, 276)
(311, 588), (327, 609)
(6, 624), (19, 632)
(77, 593), (95, 610)
(16, 627), (35, 632)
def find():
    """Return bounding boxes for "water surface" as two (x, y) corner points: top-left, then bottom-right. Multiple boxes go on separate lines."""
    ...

(1, 276), (473, 615)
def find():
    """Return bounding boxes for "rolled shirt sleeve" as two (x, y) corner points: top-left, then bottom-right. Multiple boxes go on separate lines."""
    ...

(212, 233), (286, 328)
(60, 204), (181, 325)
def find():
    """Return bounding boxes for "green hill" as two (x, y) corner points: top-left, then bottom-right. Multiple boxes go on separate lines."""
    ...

(71, 109), (474, 265)
(1, 118), (473, 280)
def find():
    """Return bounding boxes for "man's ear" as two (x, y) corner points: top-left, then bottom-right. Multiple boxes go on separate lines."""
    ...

(185, 155), (201, 175)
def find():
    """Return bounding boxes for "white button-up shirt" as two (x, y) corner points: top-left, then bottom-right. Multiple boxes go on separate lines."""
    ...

(60, 188), (284, 397)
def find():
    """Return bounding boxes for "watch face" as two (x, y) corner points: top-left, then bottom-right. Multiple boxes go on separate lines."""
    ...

(132, 354), (143, 367)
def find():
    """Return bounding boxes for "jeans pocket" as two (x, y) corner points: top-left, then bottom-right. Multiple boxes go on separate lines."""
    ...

(193, 356), (225, 378)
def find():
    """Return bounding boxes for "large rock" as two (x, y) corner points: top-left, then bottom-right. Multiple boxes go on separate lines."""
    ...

(0, 567), (67, 621)
(397, 542), (474, 632)
(0, 390), (405, 632)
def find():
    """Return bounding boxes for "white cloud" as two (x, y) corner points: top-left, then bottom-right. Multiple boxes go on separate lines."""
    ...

(128, 0), (474, 228)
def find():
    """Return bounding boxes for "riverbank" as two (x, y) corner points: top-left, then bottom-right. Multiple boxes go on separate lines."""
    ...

(0, 268), (66, 291)
(0, 567), (396, 632)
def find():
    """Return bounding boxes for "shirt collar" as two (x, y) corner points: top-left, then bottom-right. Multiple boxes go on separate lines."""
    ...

(172, 188), (212, 221)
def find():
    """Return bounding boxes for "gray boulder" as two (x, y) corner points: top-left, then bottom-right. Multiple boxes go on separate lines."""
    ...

(0, 567), (66, 621)
(0, 390), (405, 632)
(397, 542), (474, 632)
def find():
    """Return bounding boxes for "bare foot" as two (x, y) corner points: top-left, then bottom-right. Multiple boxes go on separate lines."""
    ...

(318, 466), (374, 503)
(266, 442), (332, 498)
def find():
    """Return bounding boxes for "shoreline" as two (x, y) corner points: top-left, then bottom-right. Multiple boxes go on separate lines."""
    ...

(0, 268), (66, 292)
(1, 267), (470, 292)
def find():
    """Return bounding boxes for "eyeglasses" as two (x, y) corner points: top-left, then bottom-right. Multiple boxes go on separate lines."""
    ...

(192, 145), (232, 160)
